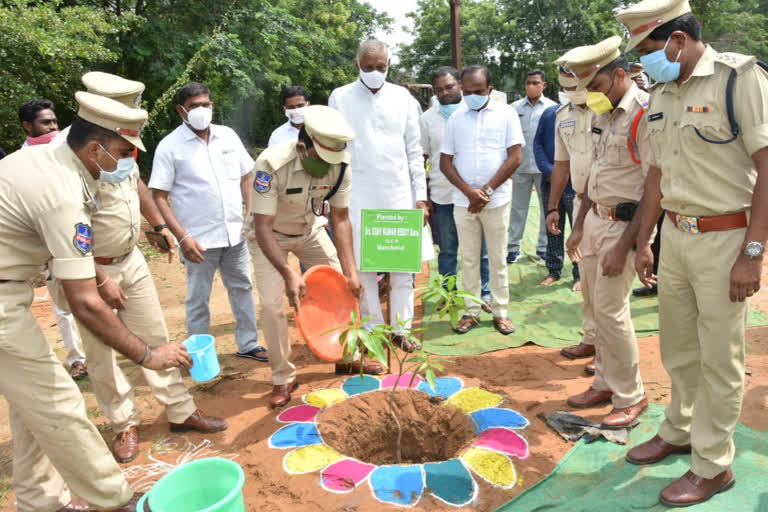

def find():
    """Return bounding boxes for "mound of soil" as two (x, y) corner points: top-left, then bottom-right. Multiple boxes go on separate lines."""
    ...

(317, 388), (476, 465)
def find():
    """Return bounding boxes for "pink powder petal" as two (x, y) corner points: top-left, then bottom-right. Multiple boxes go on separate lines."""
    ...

(277, 404), (320, 423)
(321, 459), (376, 492)
(381, 372), (423, 389)
(474, 427), (530, 459)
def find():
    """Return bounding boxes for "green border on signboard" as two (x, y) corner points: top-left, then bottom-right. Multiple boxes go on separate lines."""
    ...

(360, 209), (423, 273)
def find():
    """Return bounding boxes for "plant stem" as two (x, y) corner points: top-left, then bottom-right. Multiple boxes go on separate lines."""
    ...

(389, 351), (406, 464)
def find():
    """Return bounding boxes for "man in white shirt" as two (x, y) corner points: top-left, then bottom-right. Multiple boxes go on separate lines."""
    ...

(150, 82), (267, 361)
(268, 85), (310, 148)
(508, 70), (557, 263)
(440, 65), (524, 335)
(329, 39), (428, 351)
(421, 67), (492, 312)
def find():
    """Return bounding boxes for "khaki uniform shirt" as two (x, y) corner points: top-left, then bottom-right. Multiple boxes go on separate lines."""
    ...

(89, 166), (141, 258)
(249, 142), (352, 235)
(0, 144), (96, 281)
(647, 46), (768, 216)
(554, 103), (594, 194)
(589, 82), (650, 207)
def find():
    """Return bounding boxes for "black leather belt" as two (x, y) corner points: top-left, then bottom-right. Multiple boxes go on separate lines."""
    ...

(273, 230), (304, 238)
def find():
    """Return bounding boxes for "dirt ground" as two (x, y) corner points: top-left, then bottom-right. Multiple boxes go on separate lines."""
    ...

(1, 243), (767, 511)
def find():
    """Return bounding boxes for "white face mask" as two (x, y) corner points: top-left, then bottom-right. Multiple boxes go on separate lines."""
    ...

(359, 69), (387, 89)
(558, 91), (570, 105)
(285, 106), (306, 125)
(182, 106), (212, 131)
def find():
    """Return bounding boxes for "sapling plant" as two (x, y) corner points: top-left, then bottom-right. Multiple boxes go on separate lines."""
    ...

(330, 312), (449, 464)
(417, 273), (486, 328)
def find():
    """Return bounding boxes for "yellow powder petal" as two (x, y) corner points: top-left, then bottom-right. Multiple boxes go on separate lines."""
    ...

(446, 388), (503, 414)
(304, 388), (348, 408)
(284, 444), (344, 474)
(461, 447), (518, 488)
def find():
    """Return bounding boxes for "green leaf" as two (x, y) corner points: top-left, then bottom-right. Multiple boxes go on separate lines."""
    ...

(425, 366), (436, 391)
(359, 331), (387, 366)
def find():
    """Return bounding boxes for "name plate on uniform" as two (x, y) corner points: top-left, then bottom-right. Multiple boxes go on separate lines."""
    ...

(360, 209), (423, 273)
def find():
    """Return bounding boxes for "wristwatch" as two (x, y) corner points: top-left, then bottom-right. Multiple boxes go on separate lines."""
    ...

(744, 241), (765, 259)
(153, 223), (168, 232)
(483, 185), (495, 197)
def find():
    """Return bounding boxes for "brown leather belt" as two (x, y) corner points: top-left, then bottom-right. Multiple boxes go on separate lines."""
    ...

(666, 210), (747, 233)
(273, 230), (303, 238)
(0, 280), (10, 283)
(94, 253), (130, 265)
(591, 204), (622, 222)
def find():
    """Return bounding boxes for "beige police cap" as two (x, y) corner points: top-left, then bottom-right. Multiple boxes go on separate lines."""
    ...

(304, 105), (355, 165)
(82, 72), (145, 108)
(75, 91), (148, 151)
(558, 36), (623, 90)
(555, 47), (585, 88)
(617, 0), (692, 53)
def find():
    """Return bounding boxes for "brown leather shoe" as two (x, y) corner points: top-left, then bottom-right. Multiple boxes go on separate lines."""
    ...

(584, 358), (595, 375)
(335, 360), (384, 375)
(601, 396), (648, 428)
(270, 380), (299, 409)
(660, 469), (735, 507)
(561, 342), (595, 359)
(566, 387), (613, 408)
(169, 409), (228, 433)
(626, 434), (691, 465)
(112, 426), (139, 464)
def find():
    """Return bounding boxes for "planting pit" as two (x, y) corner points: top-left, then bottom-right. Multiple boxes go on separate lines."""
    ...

(316, 388), (476, 465)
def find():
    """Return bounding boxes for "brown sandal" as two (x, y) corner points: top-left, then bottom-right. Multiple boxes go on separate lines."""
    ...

(393, 335), (422, 353)
(454, 314), (480, 334)
(69, 361), (88, 380)
(493, 317), (515, 335)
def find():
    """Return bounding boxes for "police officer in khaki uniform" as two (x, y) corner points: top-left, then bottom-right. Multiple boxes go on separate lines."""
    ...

(51, 73), (226, 465)
(0, 92), (193, 511)
(617, 0), (768, 505)
(546, 58), (598, 373)
(248, 105), (383, 408)
(561, 36), (650, 427)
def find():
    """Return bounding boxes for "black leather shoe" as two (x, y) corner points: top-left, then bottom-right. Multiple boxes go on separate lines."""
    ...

(633, 285), (657, 297)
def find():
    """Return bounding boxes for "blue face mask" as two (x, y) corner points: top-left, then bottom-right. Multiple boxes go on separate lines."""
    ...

(464, 94), (489, 111)
(97, 144), (134, 183)
(439, 101), (462, 119)
(640, 37), (682, 83)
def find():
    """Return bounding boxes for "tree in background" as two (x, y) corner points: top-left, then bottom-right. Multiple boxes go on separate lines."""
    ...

(0, 0), (133, 151)
(397, 0), (768, 100)
(0, 0), (390, 173)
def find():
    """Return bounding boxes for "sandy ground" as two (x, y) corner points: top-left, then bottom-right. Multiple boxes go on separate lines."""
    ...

(0, 242), (766, 511)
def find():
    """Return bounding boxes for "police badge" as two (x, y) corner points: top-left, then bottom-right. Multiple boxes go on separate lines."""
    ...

(73, 223), (93, 254)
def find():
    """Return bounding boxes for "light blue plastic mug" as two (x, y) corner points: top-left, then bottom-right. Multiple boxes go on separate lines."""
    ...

(183, 334), (220, 382)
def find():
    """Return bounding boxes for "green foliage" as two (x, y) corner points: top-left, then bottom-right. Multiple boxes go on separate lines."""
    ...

(417, 272), (484, 328)
(0, 0), (133, 151)
(398, 0), (768, 99)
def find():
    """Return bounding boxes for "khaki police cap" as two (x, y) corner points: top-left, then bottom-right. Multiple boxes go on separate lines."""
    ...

(82, 72), (145, 108)
(617, 0), (691, 53)
(75, 91), (148, 151)
(304, 105), (355, 165)
(630, 62), (645, 78)
(559, 36), (623, 90)
(555, 45), (591, 90)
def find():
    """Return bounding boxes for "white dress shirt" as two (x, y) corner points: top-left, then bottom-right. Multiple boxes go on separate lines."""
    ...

(512, 95), (557, 174)
(420, 105), (455, 205)
(441, 100), (525, 209)
(149, 123), (254, 250)
(329, 80), (426, 215)
(267, 121), (299, 148)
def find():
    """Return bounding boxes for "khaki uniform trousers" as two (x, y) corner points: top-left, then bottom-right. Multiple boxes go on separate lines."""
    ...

(249, 227), (340, 385)
(657, 217), (747, 478)
(579, 212), (645, 408)
(573, 196), (598, 346)
(54, 246), (196, 433)
(0, 282), (133, 512)
(454, 203), (511, 318)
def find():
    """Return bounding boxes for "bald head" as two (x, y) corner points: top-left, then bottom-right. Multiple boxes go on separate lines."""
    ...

(357, 39), (389, 61)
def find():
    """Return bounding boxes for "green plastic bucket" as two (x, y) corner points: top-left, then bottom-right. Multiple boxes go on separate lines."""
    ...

(136, 457), (245, 512)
